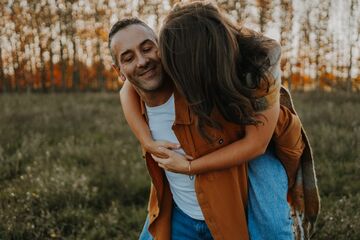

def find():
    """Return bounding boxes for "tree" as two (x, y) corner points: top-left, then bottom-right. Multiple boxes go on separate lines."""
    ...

(279, 0), (294, 90)
(55, 0), (67, 91)
(312, 0), (331, 89)
(256, 0), (272, 33)
(0, 2), (6, 93)
(347, 0), (359, 92)
(298, 0), (312, 90)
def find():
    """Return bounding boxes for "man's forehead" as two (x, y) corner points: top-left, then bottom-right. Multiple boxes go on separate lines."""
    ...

(111, 24), (157, 53)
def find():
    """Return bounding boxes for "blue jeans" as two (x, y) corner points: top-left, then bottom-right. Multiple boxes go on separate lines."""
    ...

(139, 203), (213, 240)
(247, 151), (294, 240)
(139, 216), (152, 240)
(139, 151), (293, 240)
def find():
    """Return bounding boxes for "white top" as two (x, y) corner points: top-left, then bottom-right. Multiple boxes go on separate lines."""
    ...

(146, 94), (204, 220)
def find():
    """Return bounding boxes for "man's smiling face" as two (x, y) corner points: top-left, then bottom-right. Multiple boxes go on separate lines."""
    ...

(111, 24), (164, 92)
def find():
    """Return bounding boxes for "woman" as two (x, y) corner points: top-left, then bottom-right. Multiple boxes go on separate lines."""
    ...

(120, 2), (304, 239)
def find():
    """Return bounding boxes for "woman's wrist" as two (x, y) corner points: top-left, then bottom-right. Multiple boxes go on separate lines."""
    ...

(143, 140), (155, 152)
(188, 160), (194, 180)
(141, 134), (155, 150)
(188, 160), (192, 175)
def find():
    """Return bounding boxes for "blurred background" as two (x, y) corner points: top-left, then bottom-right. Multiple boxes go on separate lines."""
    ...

(0, 0), (359, 239)
(0, 0), (359, 92)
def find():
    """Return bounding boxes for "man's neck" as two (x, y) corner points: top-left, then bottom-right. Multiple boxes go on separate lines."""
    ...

(138, 80), (173, 107)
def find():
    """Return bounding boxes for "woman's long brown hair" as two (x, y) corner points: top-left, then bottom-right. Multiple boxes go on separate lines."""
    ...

(159, 1), (276, 140)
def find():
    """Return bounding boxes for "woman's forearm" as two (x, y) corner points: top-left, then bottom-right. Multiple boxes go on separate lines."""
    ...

(119, 81), (153, 146)
(119, 80), (280, 175)
(190, 101), (280, 174)
(189, 58), (282, 174)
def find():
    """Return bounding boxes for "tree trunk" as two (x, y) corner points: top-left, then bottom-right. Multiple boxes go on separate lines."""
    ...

(56, 1), (66, 92)
(13, 46), (21, 92)
(0, 46), (5, 93)
(49, 43), (55, 92)
(39, 43), (47, 92)
(71, 37), (80, 91)
(347, 0), (355, 92)
(60, 38), (66, 91)
(96, 39), (104, 91)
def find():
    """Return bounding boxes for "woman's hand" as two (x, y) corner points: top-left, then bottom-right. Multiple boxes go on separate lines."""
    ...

(151, 147), (193, 174)
(144, 140), (180, 158)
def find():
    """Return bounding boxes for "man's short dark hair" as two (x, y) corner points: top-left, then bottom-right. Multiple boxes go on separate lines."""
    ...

(108, 18), (156, 66)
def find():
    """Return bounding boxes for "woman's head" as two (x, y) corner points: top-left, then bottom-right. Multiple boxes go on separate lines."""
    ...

(159, 1), (265, 138)
(159, 1), (239, 102)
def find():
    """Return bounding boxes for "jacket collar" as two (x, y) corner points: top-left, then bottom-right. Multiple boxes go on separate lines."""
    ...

(140, 88), (193, 125)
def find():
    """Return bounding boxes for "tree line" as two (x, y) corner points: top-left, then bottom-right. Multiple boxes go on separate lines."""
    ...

(0, 0), (359, 93)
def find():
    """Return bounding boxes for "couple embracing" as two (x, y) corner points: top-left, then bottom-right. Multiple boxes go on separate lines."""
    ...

(108, 1), (320, 240)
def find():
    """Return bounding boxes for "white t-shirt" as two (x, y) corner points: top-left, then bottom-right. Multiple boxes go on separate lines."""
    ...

(146, 94), (204, 220)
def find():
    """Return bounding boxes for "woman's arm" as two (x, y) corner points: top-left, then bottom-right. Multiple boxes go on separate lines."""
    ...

(119, 81), (179, 157)
(153, 53), (282, 174)
(119, 80), (151, 146)
(152, 98), (280, 174)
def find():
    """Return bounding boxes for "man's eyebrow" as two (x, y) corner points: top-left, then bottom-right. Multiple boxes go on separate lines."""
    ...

(139, 39), (154, 46)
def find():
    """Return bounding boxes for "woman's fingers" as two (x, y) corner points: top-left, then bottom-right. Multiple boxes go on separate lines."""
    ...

(151, 154), (167, 164)
(158, 163), (166, 170)
(157, 147), (175, 157)
(151, 151), (168, 158)
(159, 141), (181, 149)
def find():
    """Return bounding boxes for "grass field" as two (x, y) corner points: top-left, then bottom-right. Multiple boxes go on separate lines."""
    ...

(0, 91), (359, 239)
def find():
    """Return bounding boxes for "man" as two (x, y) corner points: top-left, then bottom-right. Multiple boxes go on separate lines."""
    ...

(108, 10), (319, 240)
(109, 18), (217, 239)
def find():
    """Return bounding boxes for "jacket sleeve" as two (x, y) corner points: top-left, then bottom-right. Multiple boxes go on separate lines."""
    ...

(272, 105), (305, 188)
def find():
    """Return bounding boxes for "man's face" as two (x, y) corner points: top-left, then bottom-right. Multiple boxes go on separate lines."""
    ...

(111, 24), (163, 92)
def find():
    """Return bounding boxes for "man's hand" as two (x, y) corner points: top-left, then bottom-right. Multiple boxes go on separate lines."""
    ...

(144, 140), (180, 158)
(151, 147), (193, 174)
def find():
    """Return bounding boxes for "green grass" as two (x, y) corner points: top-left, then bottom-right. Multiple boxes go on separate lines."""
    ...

(0, 91), (359, 239)
(292, 91), (360, 239)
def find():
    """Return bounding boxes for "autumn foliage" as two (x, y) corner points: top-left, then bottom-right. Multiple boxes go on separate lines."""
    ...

(0, 0), (359, 93)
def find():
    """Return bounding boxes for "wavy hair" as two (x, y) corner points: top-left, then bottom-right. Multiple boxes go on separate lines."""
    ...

(159, 1), (276, 140)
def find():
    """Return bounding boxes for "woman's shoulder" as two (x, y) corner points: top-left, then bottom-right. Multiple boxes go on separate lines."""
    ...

(237, 27), (282, 111)
(239, 26), (281, 67)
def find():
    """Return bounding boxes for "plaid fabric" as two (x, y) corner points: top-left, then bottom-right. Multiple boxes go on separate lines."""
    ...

(279, 86), (321, 240)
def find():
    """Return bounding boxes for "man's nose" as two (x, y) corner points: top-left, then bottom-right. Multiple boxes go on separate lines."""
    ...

(137, 54), (149, 68)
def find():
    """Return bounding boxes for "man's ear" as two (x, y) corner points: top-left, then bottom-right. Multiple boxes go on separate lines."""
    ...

(156, 49), (160, 59)
(112, 64), (126, 82)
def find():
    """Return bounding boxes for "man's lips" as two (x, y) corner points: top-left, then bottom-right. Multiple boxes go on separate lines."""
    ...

(138, 65), (156, 77)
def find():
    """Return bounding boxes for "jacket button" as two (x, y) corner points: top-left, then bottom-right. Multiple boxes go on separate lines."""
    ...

(218, 138), (224, 144)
